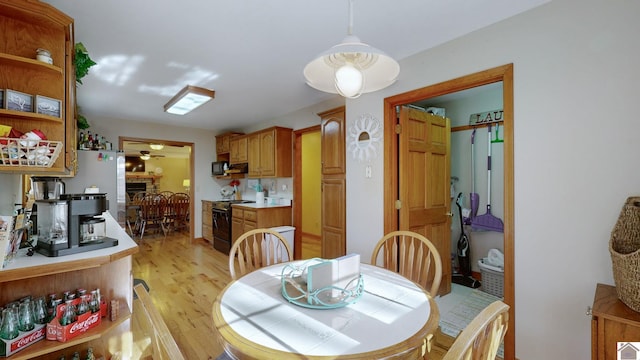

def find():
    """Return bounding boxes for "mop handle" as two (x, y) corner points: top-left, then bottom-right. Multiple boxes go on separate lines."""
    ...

(471, 128), (476, 194)
(487, 124), (492, 205)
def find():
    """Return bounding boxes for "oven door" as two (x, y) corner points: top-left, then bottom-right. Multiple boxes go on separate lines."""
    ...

(212, 208), (231, 253)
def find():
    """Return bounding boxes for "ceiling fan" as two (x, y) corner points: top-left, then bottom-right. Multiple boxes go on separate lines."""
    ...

(139, 150), (165, 160)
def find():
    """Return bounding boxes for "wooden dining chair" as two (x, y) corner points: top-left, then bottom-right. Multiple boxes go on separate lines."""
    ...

(228, 228), (293, 280)
(165, 192), (190, 233)
(442, 300), (510, 360)
(370, 230), (443, 296)
(138, 193), (168, 241)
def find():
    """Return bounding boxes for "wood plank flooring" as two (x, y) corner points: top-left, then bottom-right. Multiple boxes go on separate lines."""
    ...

(131, 231), (323, 359)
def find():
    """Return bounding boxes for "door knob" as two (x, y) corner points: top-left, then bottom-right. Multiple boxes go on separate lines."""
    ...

(445, 212), (454, 217)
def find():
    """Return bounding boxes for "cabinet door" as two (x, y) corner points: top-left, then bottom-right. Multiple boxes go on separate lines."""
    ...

(319, 107), (346, 258)
(244, 220), (257, 234)
(230, 136), (248, 164)
(247, 133), (261, 177)
(321, 108), (346, 175)
(231, 217), (244, 244)
(259, 129), (276, 177)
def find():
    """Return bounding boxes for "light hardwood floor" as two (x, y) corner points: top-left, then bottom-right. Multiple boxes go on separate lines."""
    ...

(131, 231), (323, 359)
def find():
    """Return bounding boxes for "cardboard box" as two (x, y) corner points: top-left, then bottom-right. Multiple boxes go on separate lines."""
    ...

(46, 295), (103, 343)
(0, 324), (45, 357)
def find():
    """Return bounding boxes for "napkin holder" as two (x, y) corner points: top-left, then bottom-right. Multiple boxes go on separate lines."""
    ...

(281, 254), (363, 309)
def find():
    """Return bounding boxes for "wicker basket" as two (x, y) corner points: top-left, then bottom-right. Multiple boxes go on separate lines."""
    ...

(610, 196), (640, 312)
(0, 137), (62, 167)
(478, 259), (504, 298)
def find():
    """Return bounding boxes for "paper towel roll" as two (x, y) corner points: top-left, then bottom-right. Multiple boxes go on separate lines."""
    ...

(256, 191), (265, 204)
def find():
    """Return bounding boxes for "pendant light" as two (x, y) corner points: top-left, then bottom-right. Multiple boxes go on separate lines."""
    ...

(303, 0), (400, 98)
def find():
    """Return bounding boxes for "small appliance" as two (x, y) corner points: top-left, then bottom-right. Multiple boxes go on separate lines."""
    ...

(35, 193), (118, 257)
(212, 161), (228, 176)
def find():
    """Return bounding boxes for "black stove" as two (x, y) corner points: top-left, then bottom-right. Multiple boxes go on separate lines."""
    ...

(211, 199), (255, 253)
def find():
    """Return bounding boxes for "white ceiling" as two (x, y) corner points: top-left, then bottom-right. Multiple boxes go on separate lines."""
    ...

(43, 0), (548, 132)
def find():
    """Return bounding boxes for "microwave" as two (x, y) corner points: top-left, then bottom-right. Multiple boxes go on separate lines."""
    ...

(212, 161), (228, 176)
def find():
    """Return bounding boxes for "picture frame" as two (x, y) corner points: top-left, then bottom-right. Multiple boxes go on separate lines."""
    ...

(0, 89), (4, 109)
(35, 95), (62, 118)
(6, 89), (33, 113)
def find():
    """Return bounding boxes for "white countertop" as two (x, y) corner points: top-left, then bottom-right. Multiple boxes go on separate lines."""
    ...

(231, 202), (291, 209)
(1, 211), (137, 271)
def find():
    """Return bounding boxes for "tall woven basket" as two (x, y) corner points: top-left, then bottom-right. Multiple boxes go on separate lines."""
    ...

(609, 196), (640, 312)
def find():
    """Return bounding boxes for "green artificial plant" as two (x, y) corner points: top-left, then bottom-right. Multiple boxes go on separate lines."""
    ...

(74, 42), (96, 129)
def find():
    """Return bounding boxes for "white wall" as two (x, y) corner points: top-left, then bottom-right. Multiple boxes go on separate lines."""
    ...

(88, 116), (217, 238)
(344, 0), (640, 358)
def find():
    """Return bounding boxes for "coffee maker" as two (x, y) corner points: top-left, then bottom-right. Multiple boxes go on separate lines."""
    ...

(35, 193), (118, 257)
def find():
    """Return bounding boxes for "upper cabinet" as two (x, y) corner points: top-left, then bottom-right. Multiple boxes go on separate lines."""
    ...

(0, 0), (76, 174)
(215, 132), (243, 156)
(229, 135), (247, 164)
(247, 127), (292, 178)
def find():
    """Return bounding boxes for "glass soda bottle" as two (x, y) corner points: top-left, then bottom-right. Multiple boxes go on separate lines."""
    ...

(60, 300), (76, 326)
(89, 290), (100, 314)
(86, 347), (95, 360)
(32, 296), (47, 324)
(0, 307), (19, 340)
(76, 295), (89, 316)
(18, 299), (35, 331)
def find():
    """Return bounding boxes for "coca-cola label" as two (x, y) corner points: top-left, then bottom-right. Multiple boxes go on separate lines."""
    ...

(10, 327), (45, 352)
(69, 312), (100, 334)
(46, 323), (58, 340)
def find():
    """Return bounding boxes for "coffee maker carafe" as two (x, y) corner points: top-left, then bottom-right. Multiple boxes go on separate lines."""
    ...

(31, 176), (65, 200)
(35, 193), (118, 257)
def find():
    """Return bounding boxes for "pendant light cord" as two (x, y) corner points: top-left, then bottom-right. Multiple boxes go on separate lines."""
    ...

(347, 0), (354, 36)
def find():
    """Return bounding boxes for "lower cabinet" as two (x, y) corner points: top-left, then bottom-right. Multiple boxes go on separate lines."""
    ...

(591, 283), (640, 360)
(0, 242), (138, 359)
(202, 200), (213, 243)
(231, 205), (292, 245)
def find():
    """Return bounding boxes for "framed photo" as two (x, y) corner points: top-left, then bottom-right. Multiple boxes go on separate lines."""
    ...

(35, 95), (62, 118)
(6, 89), (33, 113)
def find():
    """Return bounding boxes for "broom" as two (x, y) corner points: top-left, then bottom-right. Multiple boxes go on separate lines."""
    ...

(472, 124), (504, 232)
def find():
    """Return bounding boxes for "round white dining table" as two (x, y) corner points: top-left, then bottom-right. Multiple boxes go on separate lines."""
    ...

(212, 261), (440, 359)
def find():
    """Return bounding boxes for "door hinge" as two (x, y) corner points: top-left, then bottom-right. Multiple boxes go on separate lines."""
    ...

(395, 200), (402, 209)
(395, 124), (402, 134)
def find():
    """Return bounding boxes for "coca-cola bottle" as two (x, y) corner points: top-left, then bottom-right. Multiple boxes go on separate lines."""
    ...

(86, 347), (95, 360)
(18, 299), (35, 331)
(89, 290), (100, 314)
(60, 300), (76, 326)
(0, 307), (18, 340)
(32, 296), (47, 324)
(76, 295), (89, 316)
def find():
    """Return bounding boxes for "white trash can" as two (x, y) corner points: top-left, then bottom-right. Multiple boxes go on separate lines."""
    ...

(270, 226), (295, 261)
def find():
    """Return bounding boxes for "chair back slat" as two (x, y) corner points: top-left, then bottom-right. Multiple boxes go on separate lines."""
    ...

(442, 300), (509, 360)
(229, 229), (293, 280)
(371, 230), (442, 296)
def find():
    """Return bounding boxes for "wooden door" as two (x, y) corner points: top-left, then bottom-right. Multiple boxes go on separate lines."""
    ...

(247, 133), (261, 177)
(320, 107), (346, 258)
(260, 129), (275, 177)
(399, 106), (452, 295)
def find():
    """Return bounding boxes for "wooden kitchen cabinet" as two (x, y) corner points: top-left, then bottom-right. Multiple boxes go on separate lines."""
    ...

(202, 200), (213, 243)
(229, 135), (248, 164)
(0, 0), (76, 174)
(215, 132), (243, 155)
(591, 283), (640, 360)
(247, 127), (292, 178)
(231, 205), (292, 244)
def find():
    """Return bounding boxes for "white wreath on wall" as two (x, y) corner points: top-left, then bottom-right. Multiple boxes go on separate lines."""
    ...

(348, 113), (382, 162)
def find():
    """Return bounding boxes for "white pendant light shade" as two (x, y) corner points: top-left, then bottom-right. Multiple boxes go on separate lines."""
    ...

(303, 4), (400, 99)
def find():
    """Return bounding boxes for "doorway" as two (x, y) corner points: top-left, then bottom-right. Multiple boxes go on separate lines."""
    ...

(383, 64), (514, 358)
(293, 126), (322, 259)
(119, 137), (195, 241)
